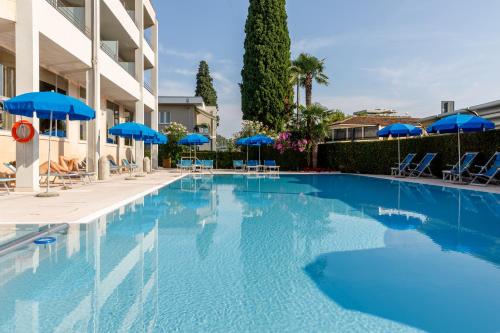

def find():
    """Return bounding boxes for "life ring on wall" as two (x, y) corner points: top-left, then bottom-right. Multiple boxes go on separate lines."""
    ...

(12, 120), (35, 143)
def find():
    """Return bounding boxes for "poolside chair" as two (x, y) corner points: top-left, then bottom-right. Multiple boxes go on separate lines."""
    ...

(470, 152), (500, 186)
(108, 159), (121, 174)
(202, 160), (214, 172)
(263, 160), (280, 173)
(390, 153), (416, 176)
(442, 152), (478, 182)
(178, 159), (193, 173)
(77, 160), (96, 183)
(408, 153), (437, 178)
(122, 159), (138, 173)
(193, 159), (204, 172)
(0, 177), (15, 194)
(233, 160), (245, 171)
(246, 160), (260, 172)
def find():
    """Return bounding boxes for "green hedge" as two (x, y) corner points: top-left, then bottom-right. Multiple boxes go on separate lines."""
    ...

(318, 129), (500, 176)
(191, 147), (308, 171)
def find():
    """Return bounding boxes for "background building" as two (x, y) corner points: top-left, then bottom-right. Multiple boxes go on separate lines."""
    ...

(330, 109), (420, 142)
(0, 0), (159, 191)
(158, 96), (217, 151)
(421, 100), (500, 129)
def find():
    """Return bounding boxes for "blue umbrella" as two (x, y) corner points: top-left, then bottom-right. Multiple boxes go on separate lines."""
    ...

(378, 123), (423, 176)
(109, 122), (156, 176)
(144, 131), (168, 172)
(427, 114), (494, 182)
(236, 137), (258, 165)
(247, 134), (275, 166)
(179, 133), (209, 161)
(4, 92), (95, 195)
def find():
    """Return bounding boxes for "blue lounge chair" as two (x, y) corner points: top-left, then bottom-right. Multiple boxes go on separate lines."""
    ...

(470, 152), (500, 186)
(246, 160), (260, 172)
(193, 159), (203, 172)
(408, 153), (437, 178)
(233, 160), (245, 170)
(442, 152), (478, 181)
(122, 159), (138, 173)
(0, 177), (15, 194)
(263, 160), (280, 172)
(391, 153), (416, 176)
(202, 160), (214, 171)
(108, 159), (121, 174)
(178, 159), (193, 173)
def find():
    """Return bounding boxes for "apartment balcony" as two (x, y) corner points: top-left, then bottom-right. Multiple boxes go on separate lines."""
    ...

(45, 0), (90, 37)
(143, 0), (156, 28)
(143, 39), (155, 69)
(0, 0), (15, 22)
(101, 0), (140, 48)
(143, 84), (155, 112)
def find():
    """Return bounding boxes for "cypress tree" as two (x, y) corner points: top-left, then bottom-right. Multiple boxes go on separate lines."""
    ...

(195, 60), (218, 107)
(241, 0), (292, 130)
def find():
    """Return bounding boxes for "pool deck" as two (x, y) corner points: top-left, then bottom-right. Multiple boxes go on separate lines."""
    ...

(0, 170), (498, 225)
(0, 170), (184, 225)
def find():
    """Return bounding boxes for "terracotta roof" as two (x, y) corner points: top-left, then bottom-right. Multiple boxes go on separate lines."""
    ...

(330, 116), (421, 127)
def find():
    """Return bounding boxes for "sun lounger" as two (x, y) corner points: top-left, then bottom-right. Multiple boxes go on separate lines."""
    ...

(391, 153), (416, 176)
(178, 160), (193, 173)
(193, 159), (203, 172)
(246, 160), (260, 172)
(108, 159), (121, 174)
(470, 152), (500, 186)
(122, 159), (138, 173)
(233, 160), (245, 171)
(263, 160), (280, 172)
(202, 160), (214, 171)
(442, 152), (478, 182)
(0, 177), (15, 194)
(408, 153), (437, 178)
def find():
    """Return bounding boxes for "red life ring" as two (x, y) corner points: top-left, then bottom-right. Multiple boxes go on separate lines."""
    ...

(12, 120), (35, 143)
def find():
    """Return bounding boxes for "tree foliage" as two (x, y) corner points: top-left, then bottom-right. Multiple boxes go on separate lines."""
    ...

(195, 60), (218, 107)
(241, 0), (292, 131)
(292, 53), (329, 107)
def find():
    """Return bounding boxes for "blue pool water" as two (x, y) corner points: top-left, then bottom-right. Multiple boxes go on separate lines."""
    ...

(0, 174), (499, 332)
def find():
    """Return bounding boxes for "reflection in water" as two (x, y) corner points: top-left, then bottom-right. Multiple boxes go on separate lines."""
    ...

(0, 197), (159, 332)
(0, 175), (499, 332)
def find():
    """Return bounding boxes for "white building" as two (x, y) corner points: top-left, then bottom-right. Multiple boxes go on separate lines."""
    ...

(0, 0), (159, 192)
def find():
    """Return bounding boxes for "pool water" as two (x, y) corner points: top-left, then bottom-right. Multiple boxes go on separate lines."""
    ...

(0, 174), (499, 332)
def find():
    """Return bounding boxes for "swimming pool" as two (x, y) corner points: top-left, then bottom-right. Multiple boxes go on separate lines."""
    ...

(0, 174), (499, 332)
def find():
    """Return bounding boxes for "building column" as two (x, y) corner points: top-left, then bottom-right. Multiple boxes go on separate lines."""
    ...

(15, 0), (40, 192)
(86, 0), (102, 176)
(151, 19), (159, 169)
(134, 0), (145, 171)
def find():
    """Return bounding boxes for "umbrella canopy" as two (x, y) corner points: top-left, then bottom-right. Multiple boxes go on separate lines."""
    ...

(144, 132), (168, 145)
(378, 123), (422, 177)
(248, 134), (274, 145)
(427, 114), (494, 182)
(3, 91), (95, 121)
(178, 133), (209, 146)
(108, 122), (156, 141)
(377, 123), (422, 137)
(427, 114), (494, 134)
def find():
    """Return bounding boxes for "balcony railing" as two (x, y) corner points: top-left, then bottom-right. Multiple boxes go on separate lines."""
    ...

(144, 82), (153, 94)
(45, 0), (90, 37)
(100, 41), (136, 78)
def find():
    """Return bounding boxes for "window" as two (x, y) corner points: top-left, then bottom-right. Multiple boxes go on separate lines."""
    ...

(333, 129), (347, 141)
(106, 101), (120, 144)
(159, 111), (170, 124)
(363, 126), (378, 139)
(0, 64), (16, 130)
(39, 81), (67, 137)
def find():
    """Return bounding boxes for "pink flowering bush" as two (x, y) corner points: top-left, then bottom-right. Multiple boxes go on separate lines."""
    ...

(274, 131), (310, 154)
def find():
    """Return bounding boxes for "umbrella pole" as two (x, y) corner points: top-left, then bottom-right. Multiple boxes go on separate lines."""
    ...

(397, 136), (401, 177)
(46, 111), (53, 193)
(457, 129), (461, 183)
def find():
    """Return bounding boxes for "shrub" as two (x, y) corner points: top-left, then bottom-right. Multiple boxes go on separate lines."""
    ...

(318, 130), (500, 176)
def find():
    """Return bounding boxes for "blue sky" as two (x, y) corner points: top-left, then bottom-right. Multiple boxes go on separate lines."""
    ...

(154, 0), (500, 136)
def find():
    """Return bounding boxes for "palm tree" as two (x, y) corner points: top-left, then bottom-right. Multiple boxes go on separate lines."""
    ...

(301, 104), (344, 167)
(292, 53), (329, 107)
(289, 64), (304, 126)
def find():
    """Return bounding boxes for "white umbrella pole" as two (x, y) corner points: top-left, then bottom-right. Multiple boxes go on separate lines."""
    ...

(458, 129), (461, 183)
(397, 136), (401, 176)
(46, 111), (53, 193)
